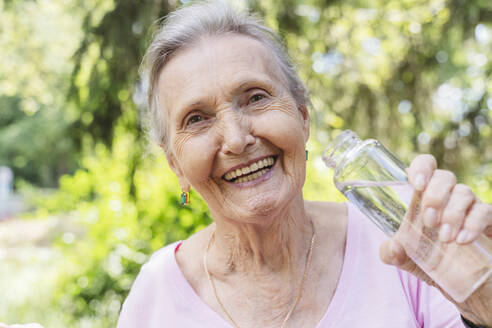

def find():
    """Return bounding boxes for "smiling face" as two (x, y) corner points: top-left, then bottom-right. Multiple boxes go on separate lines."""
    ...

(157, 34), (309, 224)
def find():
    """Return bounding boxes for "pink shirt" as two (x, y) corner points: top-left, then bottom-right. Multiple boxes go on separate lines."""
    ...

(117, 203), (465, 327)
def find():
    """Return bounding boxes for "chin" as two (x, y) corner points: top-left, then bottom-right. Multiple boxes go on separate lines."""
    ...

(240, 192), (291, 222)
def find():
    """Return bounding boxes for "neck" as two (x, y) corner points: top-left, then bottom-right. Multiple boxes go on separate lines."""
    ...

(209, 193), (313, 275)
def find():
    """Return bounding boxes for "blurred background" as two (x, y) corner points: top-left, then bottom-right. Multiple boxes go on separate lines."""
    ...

(0, 0), (491, 326)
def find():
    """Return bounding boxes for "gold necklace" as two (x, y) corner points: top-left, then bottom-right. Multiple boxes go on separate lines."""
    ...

(203, 223), (316, 328)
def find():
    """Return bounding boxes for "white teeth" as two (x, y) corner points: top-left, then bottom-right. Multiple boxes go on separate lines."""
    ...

(223, 156), (276, 182)
(238, 167), (268, 183)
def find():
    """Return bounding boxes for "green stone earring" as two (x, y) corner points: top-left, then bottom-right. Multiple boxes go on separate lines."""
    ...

(305, 150), (309, 161)
(180, 190), (190, 206)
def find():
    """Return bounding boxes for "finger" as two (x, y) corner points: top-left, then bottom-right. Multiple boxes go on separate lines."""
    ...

(421, 169), (456, 228)
(380, 239), (402, 266)
(380, 239), (413, 268)
(438, 184), (475, 242)
(380, 239), (437, 287)
(456, 202), (492, 244)
(380, 239), (394, 265)
(407, 154), (437, 191)
(0, 323), (10, 328)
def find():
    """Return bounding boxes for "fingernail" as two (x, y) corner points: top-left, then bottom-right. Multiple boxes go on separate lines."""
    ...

(456, 230), (473, 244)
(424, 208), (438, 227)
(439, 224), (453, 242)
(414, 174), (426, 191)
(456, 230), (470, 244)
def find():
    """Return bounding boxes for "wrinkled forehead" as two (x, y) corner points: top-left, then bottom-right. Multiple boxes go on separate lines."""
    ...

(160, 33), (287, 86)
(156, 34), (288, 115)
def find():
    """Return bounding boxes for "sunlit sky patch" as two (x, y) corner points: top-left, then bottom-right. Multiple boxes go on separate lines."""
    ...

(312, 51), (344, 75)
(361, 37), (381, 56)
(475, 24), (490, 44)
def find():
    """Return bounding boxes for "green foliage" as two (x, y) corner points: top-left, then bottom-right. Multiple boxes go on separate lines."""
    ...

(68, 0), (173, 148)
(0, 0), (82, 186)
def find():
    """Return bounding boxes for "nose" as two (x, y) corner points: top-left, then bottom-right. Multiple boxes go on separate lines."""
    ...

(218, 112), (255, 155)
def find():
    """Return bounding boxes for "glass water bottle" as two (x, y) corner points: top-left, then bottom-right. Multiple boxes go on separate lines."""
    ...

(323, 130), (492, 302)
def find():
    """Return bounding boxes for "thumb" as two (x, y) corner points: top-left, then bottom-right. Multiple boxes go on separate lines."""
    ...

(380, 238), (408, 266)
(380, 238), (434, 285)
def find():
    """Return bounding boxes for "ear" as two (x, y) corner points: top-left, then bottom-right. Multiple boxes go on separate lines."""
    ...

(298, 104), (310, 143)
(163, 146), (191, 192)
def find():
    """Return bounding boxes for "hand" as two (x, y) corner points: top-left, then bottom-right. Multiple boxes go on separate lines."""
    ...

(379, 154), (492, 325)
(0, 324), (44, 328)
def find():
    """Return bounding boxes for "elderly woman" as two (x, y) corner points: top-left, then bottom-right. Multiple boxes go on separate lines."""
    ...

(115, 2), (492, 328)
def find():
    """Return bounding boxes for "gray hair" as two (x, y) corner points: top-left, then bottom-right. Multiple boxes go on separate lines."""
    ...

(141, 0), (308, 147)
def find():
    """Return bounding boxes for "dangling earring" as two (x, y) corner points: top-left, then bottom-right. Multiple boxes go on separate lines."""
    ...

(180, 190), (190, 206)
(305, 150), (309, 161)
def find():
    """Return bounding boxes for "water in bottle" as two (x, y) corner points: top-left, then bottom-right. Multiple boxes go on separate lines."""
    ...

(323, 130), (492, 302)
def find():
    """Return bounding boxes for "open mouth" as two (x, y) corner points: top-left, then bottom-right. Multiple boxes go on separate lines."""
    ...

(223, 156), (277, 184)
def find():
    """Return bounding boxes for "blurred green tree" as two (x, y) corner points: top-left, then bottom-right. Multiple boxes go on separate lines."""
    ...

(67, 0), (174, 149)
(0, 0), (83, 186)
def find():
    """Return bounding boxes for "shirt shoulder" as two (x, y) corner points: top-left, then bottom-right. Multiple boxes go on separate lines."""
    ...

(116, 242), (181, 328)
(328, 203), (464, 327)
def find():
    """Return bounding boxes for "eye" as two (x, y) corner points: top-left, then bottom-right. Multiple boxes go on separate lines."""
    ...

(249, 94), (265, 104)
(186, 114), (205, 126)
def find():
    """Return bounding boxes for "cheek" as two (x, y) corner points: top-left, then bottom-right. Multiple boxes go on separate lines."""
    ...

(253, 104), (306, 153)
(175, 134), (218, 183)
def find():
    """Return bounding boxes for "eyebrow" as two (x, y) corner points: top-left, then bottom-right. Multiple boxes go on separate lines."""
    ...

(235, 76), (276, 94)
(178, 75), (276, 114)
